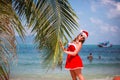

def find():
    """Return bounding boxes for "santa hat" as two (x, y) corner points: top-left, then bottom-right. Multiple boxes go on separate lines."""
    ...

(80, 30), (88, 39)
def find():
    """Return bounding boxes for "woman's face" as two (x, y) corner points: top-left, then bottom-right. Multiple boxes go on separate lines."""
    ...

(77, 33), (85, 41)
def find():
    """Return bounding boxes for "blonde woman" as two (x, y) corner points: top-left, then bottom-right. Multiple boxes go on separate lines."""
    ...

(60, 30), (88, 80)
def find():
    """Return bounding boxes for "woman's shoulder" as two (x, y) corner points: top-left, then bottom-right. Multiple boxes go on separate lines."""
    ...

(69, 42), (82, 45)
(68, 42), (76, 48)
(68, 42), (75, 45)
(67, 42), (76, 51)
(69, 42), (82, 49)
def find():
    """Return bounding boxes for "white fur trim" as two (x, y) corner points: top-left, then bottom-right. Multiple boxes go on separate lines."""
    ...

(80, 30), (83, 32)
(82, 32), (87, 39)
(65, 67), (84, 70)
(68, 43), (76, 49)
(80, 30), (88, 39)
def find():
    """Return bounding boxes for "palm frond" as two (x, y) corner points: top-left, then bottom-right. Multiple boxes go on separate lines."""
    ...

(1, 0), (80, 71)
(0, 0), (25, 38)
(28, 0), (79, 69)
(0, 0), (25, 79)
(0, 37), (15, 80)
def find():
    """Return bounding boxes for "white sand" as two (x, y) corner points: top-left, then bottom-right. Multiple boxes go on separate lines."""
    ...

(10, 73), (114, 80)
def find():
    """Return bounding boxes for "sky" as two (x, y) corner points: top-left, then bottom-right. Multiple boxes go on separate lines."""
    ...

(68, 0), (120, 45)
(16, 0), (120, 45)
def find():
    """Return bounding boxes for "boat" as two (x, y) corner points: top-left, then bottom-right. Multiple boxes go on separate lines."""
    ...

(97, 41), (112, 47)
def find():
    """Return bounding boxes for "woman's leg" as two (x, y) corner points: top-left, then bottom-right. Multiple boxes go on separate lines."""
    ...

(74, 69), (84, 80)
(70, 70), (77, 80)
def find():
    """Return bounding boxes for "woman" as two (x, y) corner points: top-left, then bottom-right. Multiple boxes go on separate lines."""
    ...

(60, 30), (88, 80)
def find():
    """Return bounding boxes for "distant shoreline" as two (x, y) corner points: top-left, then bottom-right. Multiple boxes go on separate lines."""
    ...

(15, 36), (120, 45)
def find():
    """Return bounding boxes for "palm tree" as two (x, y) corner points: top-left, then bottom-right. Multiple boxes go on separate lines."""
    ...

(0, 0), (79, 79)
(0, 0), (25, 79)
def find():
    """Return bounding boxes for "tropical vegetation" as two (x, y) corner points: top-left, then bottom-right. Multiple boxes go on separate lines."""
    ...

(0, 0), (79, 80)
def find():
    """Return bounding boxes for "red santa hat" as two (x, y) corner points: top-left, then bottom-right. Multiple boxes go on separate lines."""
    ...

(80, 30), (88, 39)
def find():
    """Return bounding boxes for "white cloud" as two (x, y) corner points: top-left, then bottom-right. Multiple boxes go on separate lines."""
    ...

(90, 17), (120, 33)
(91, 1), (100, 12)
(102, 0), (120, 19)
(91, 0), (120, 19)
(90, 17), (103, 25)
(107, 7), (120, 19)
(100, 24), (119, 33)
(91, 3), (98, 12)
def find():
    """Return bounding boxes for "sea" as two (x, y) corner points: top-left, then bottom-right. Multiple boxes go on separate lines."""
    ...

(10, 41), (120, 80)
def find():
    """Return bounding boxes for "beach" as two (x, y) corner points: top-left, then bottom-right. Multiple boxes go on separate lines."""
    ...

(10, 44), (120, 80)
(10, 63), (120, 80)
(10, 68), (118, 80)
(10, 75), (113, 80)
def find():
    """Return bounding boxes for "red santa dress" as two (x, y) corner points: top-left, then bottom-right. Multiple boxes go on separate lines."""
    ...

(65, 43), (84, 70)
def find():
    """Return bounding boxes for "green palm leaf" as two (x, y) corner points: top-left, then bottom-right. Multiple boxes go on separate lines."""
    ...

(0, 0), (25, 79)
(26, 0), (79, 69)
(1, 1), (80, 80)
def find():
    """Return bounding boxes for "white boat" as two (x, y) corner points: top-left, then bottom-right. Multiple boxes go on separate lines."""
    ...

(97, 41), (112, 47)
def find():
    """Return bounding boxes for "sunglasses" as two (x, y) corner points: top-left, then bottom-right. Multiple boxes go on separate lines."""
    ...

(79, 34), (85, 39)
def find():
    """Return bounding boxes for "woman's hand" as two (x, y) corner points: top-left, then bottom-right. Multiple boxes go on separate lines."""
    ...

(59, 40), (64, 51)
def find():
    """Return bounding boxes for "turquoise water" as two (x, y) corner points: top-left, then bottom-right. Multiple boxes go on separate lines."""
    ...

(11, 43), (120, 79)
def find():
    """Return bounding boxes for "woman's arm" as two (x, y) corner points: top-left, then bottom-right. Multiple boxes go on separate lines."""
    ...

(63, 43), (82, 56)
(59, 41), (82, 56)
